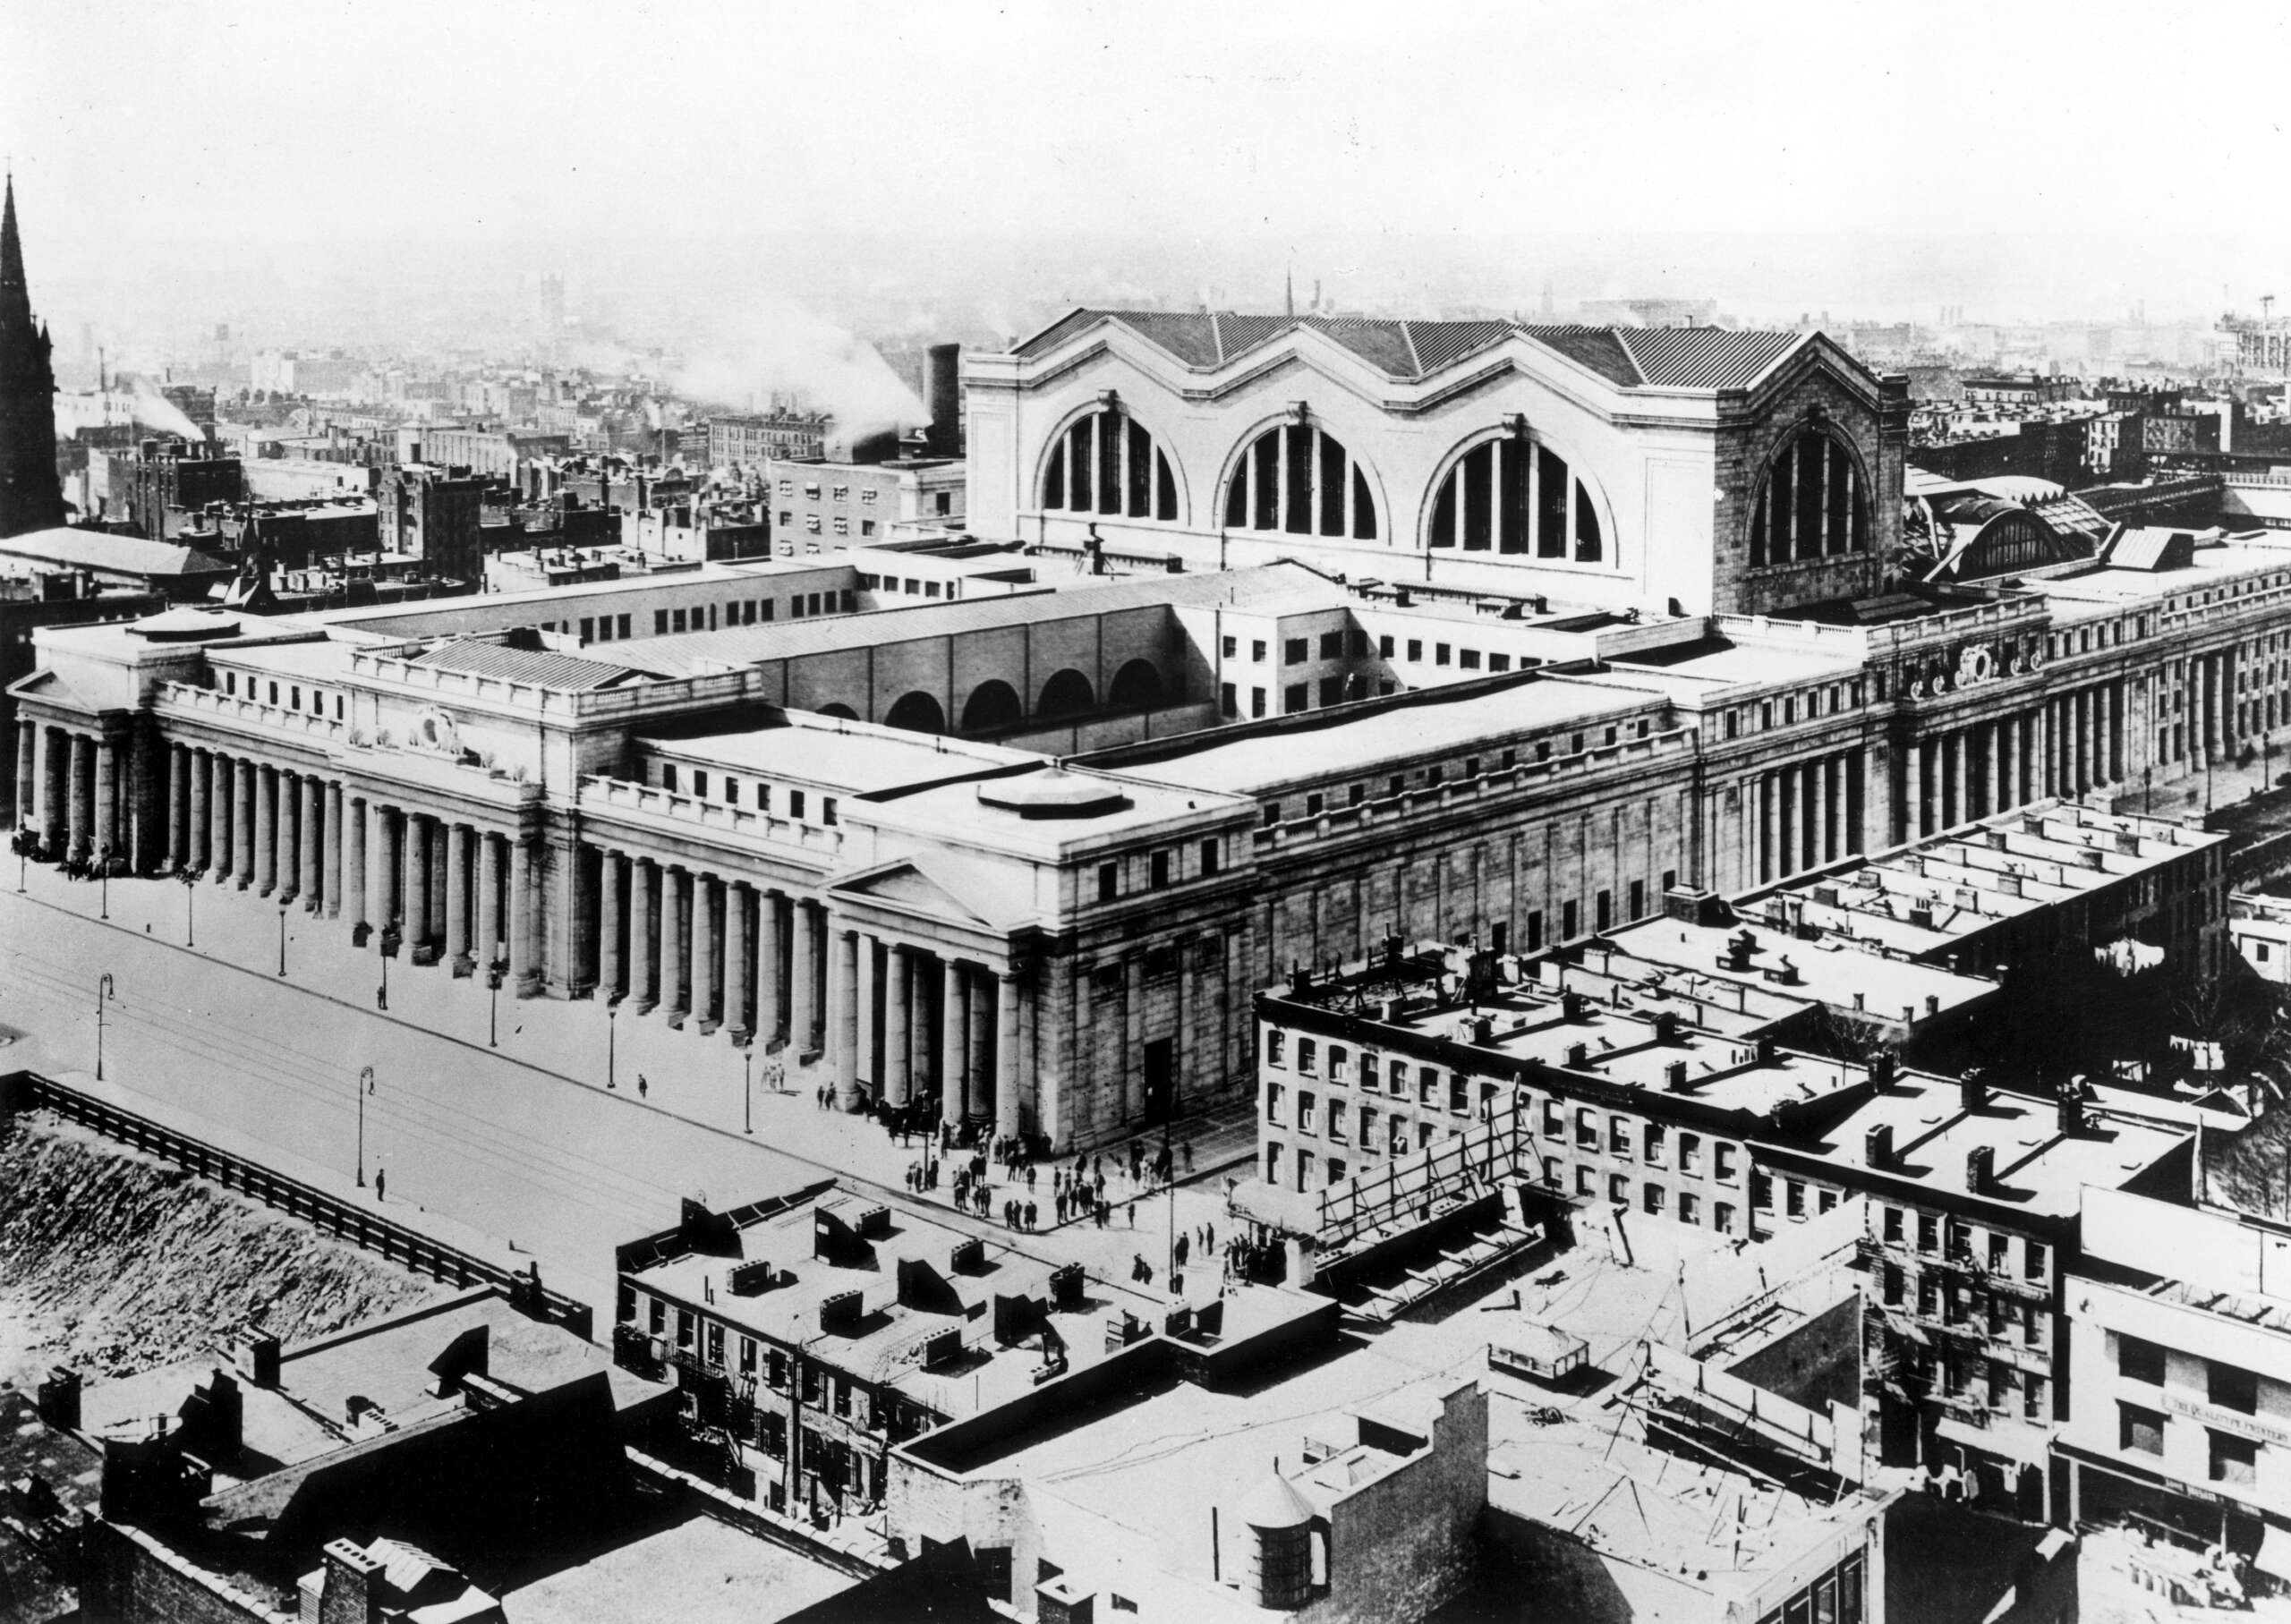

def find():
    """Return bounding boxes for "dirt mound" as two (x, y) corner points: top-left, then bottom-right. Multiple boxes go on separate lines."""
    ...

(0, 1112), (447, 1388)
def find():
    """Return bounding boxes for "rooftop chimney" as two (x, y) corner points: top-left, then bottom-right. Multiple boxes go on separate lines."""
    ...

(1866, 1124), (1894, 1169)
(1960, 1070), (1989, 1115)
(924, 343), (963, 457)
(1664, 1059), (1691, 1092)
(1966, 1144), (1995, 1195)
(35, 1365), (80, 1431)
(2057, 1084), (2087, 1138)
(234, 1332), (281, 1389)
(320, 1538), (386, 1624)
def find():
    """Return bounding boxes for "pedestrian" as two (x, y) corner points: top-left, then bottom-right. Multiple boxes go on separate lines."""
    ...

(1026, 1200), (1037, 1230)
(638, 1075), (648, 1099)
(1205, 1221), (1216, 1254)
(1094, 1172), (1106, 1201)
(1127, 1200), (1137, 1229)
(374, 1166), (386, 1203)
(1026, 1165), (1037, 1192)
(1175, 1234), (1190, 1269)
(1182, 1140), (1194, 1175)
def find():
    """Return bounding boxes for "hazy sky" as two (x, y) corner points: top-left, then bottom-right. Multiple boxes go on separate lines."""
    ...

(4, 0), (2289, 327)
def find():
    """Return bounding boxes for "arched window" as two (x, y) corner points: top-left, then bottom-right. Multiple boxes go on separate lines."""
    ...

(883, 691), (947, 735)
(1749, 429), (1868, 567)
(959, 679), (1023, 733)
(1221, 421), (1376, 540)
(1427, 435), (1603, 562)
(1108, 659), (1163, 710)
(1038, 669), (1094, 718)
(1040, 404), (1179, 522)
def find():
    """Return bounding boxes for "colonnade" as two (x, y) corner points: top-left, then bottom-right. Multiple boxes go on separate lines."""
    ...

(1752, 748), (1867, 885)
(20, 720), (130, 869)
(588, 849), (1024, 1133)
(1898, 685), (2124, 842)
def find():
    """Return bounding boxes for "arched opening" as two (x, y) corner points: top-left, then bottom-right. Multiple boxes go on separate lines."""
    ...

(959, 679), (1023, 733)
(1038, 669), (1094, 719)
(1221, 420), (1377, 540)
(1041, 404), (1181, 523)
(1748, 427), (1869, 567)
(883, 691), (948, 735)
(1109, 659), (1164, 711)
(816, 702), (860, 721)
(1427, 433), (1603, 562)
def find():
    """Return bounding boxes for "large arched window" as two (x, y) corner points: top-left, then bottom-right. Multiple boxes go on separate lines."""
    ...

(1221, 421), (1377, 540)
(1040, 404), (1180, 522)
(1749, 428), (1868, 567)
(1426, 435), (1603, 562)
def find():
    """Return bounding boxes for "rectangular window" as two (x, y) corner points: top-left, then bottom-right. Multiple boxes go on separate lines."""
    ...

(1319, 631), (1342, 659)
(2120, 1402), (2166, 1456)
(1098, 862), (1118, 902)
(1680, 1192), (1700, 1225)
(1200, 838), (1221, 876)
(1407, 639), (1423, 662)
(1435, 643), (1452, 667)
(1221, 682), (1238, 718)
(2210, 1362), (2260, 1415)
(1378, 634), (1395, 659)
(2211, 1430), (2259, 1486)
(1644, 1123), (1666, 1166)
(1150, 850), (1171, 889)
(1265, 1083), (1283, 1125)
(1284, 684), (1307, 714)
(1328, 1101), (1347, 1144)
(1644, 1184), (1666, 1216)
(1786, 1181), (1807, 1218)
(1284, 638), (1307, 664)
(1251, 688), (1267, 718)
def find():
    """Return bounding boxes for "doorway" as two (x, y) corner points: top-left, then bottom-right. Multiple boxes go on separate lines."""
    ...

(1144, 1037), (1175, 1123)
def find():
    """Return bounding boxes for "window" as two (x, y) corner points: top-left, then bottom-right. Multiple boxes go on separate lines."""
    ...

(1098, 862), (1118, 902)
(1461, 649), (1482, 670)
(1223, 421), (1376, 539)
(1298, 1039), (1317, 1076)
(1040, 404), (1180, 522)
(1576, 1167), (1597, 1197)
(1221, 682), (1238, 718)
(1609, 1172), (1631, 1203)
(1328, 1101), (1347, 1143)
(1785, 1181), (1807, 1218)
(1576, 1108), (1598, 1148)
(1749, 429), (1869, 566)
(1715, 1144), (1738, 1181)
(1298, 1093), (1316, 1133)
(1252, 640), (1268, 663)
(1918, 1213), (1938, 1254)
(1427, 436), (1602, 561)
(1644, 1184), (1666, 1216)
(1644, 1124), (1666, 1166)
(1251, 688), (1267, 718)
(1882, 1206), (1903, 1243)
(1267, 1030), (1286, 1067)
(1284, 638), (1307, 664)
(2119, 1402), (2166, 1457)
(1318, 631), (1342, 659)
(1609, 1116), (1631, 1157)
(789, 790), (805, 819)
(1680, 1192), (1700, 1225)
(2211, 1430), (2259, 1486)
(1201, 838), (1221, 876)
(1150, 850), (1171, 889)
(1680, 1133), (1702, 1175)
(1284, 684), (1307, 714)
(2024, 1240), (2048, 1280)
(2210, 1362), (2260, 1415)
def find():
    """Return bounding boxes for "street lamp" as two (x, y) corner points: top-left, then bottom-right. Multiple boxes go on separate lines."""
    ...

(98, 846), (109, 920)
(178, 867), (197, 947)
(486, 958), (504, 1048)
(277, 901), (289, 976)
(607, 1005), (617, 1090)
(356, 1065), (374, 1186)
(94, 973), (113, 1081)
(744, 1044), (754, 1135)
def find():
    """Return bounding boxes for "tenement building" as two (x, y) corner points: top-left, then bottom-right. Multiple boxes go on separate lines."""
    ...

(5, 310), (2284, 1151)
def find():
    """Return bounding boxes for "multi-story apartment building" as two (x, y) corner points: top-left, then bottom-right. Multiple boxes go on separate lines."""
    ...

(763, 454), (964, 548)
(708, 411), (830, 469)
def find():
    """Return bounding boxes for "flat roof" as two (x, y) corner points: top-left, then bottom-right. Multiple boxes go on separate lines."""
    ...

(1796, 1074), (2189, 1220)
(620, 562), (1341, 679)
(504, 1507), (851, 1623)
(1611, 635), (1862, 686)
(643, 717), (1030, 796)
(1601, 914), (1996, 1024)
(2033, 536), (2291, 606)
(1115, 676), (1655, 796)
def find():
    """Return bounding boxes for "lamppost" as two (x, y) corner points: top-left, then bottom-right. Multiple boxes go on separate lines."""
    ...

(179, 867), (196, 947)
(98, 846), (109, 921)
(356, 1065), (374, 1186)
(486, 958), (504, 1048)
(607, 1006), (617, 1090)
(94, 973), (113, 1081)
(277, 901), (289, 976)
(744, 1044), (754, 1135)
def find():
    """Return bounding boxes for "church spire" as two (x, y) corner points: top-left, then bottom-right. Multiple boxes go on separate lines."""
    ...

(0, 170), (68, 537)
(0, 171), (28, 319)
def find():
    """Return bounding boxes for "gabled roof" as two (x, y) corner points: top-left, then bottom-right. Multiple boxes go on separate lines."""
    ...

(0, 524), (233, 580)
(1012, 310), (1813, 393)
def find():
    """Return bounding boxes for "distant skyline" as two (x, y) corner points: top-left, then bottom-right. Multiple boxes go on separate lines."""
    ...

(4, 0), (2288, 353)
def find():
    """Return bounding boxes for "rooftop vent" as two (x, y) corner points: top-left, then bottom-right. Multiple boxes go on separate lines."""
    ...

(950, 1237), (986, 1275)
(1563, 1041), (1590, 1069)
(1960, 1070), (1989, 1115)
(1866, 1124), (1895, 1169)
(728, 1261), (776, 1297)
(1966, 1144), (1995, 1195)
(1664, 1059), (1691, 1092)
(819, 1289), (864, 1334)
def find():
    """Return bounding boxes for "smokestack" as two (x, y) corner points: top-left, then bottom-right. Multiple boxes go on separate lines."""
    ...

(924, 344), (962, 457)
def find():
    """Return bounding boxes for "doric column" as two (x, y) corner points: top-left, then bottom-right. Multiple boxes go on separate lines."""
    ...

(1775, 768), (1795, 877)
(376, 804), (402, 929)
(830, 924), (860, 1108)
(345, 795), (366, 931)
(758, 890), (786, 1042)
(2105, 681), (2122, 782)
(939, 957), (967, 1128)
(92, 737), (118, 865)
(41, 727), (67, 854)
(1952, 729), (1972, 827)
(323, 782), (343, 918)
(629, 858), (656, 1013)
(13, 721), (32, 831)
(477, 830), (503, 971)
(405, 814), (432, 960)
(508, 834), (539, 996)
(724, 881), (750, 1039)
(996, 971), (1023, 1140)
(660, 866), (688, 1021)
(1800, 762), (1818, 871)
(1818, 755), (1837, 864)
(300, 776), (322, 910)
(599, 852), (625, 1002)
(1904, 737), (1923, 841)
(68, 733), (97, 862)
(886, 944), (912, 1105)
(189, 751), (211, 872)
(1758, 774), (1775, 882)
(968, 966), (993, 1120)
(252, 763), (277, 896)
(166, 744), (187, 868)
(447, 822), (473, 973)
(790, 900), (819, 1053)
(692, 871), (718, 1031)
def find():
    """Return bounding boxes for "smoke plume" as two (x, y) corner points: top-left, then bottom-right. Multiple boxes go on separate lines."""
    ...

(49, 378), (204, 443)
(674, 295), (925, 442)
